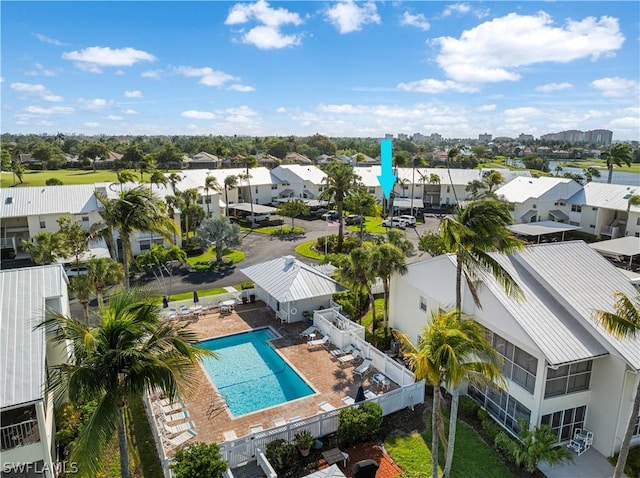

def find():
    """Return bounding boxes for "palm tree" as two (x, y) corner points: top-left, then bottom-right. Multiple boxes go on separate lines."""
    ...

(21, 232), (66, 265)
(149, 170), (168, 194)
(87, 257), (124, 306)
(167, 172), (183, 194)
(223, 175), (238, 217)
(583, 166), (601, 183)
(627, 194), (640, 215)
(604, 144), (633, 184)
(482, 170), (504, 192)
(96, 186), (177, 289)
(440, 199), (525, 311)
(204, 174), (221, 218)
(446, 147), (464, 205)
(319, 163), (360, 252)
(276, 199), (309, 231)
(371, 243), (407, 335)
(179, 188), (200, 240)
(594, 292), (640, 478)
(165, 194), (185, 244)
(394, 310), (504, 478)
(410, 157), (427, 216)
(115, 170), (137, 192)
(237, 172), (255, 225)
(70, 275), (93, 325)
(38, 288), (215, 478)
(336, 247), (376, 324)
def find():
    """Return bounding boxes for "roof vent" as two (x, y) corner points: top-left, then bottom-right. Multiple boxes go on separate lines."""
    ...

(5, 197), (13, 204)
(284, 255), (296, 266)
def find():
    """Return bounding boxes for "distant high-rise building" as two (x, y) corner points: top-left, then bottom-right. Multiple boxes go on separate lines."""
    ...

(412, 133), (427, 143)
(428, 133), (442, 143)
(385, 133), (394, 140)
(585, 129), (613, 145)
(397, 133), (408, 141)
(540, 129), (612, 145)
(479, 133), (492, 143)
(518, 133), (534, 142)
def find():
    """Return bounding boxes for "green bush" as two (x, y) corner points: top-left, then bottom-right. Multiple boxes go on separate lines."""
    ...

(481, 417), (503, 443)
(458, 395), (480, 419)
(610, 447), (640, 478)
(240, 281), (255, 290)
(265, 439), (298, 476)
(338, 401), (383, 447)
(171, 442), (227, 478)
(182, 240), (204, 257)
(331, 289), (369, 321)
(477, 408), (489, 422)
(316, 235), (361, 254)
(494, 431), (517, 464)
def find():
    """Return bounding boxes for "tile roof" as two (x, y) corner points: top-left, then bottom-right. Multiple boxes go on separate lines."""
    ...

(1, 184), (99, 217)
(240, 256), (347, 303)
(0, 264), (68, 408)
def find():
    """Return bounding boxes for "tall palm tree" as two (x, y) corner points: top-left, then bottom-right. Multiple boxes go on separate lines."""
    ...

(410, 157), (427, 216)
(21, 232), (66, 265)
(96, 186), (177, 289)
(86, 257), (124, 306)
(38, 288), (215, 478)
(149, 170), (168, 194)
(394, 310), (504, 478)
(319, 163), (360, 252)
(371, 243), (407, 335)
(70, 275), (93, 325)
(627, 194), (640, 215)
(115, 170), (137, 192)
(604, 144), (633, 184)
(237, 172), (255, 225)
(583, 166), (601, 183)
(165, 194), (185, 244)
(179, 188), (200, 240)
(446, 146), (463, 205)
(336, 247), (376, 324)
(482, 170), (504, 192)
(204, 174), (221, 218)
(223, 175), (238, 217)
(167, 172), (183, 194)
(594, 292), (640, 478)
(440, 199), (525, 311)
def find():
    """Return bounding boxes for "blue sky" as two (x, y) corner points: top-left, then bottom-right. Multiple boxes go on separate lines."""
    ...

(2, 1), (639, 140)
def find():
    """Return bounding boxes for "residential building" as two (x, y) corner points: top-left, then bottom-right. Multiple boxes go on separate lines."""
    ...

(518, 133), (534, 142)
(184, 151), (221, 169)
(388, 241), (640, 457)
(479, 133), (492, 143)
(1, 264), (71, 478)
(397, 133), (408, 141)
(559, 182), (640, 239)
(540, 129), (613, 145)
(271, 165), (327, 201)
(495, 177), (582, 224)
(283, 152), (312, 165)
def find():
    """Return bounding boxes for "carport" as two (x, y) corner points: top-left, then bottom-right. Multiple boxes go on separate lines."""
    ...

(589, 236), (640, 269)
(507, 221), (581, 243)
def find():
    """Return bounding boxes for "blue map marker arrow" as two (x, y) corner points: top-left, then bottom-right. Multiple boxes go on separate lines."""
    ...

(377, 138), (396, 200)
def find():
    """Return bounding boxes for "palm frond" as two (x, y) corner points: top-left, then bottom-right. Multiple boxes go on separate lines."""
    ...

(593, 292), (640, 339)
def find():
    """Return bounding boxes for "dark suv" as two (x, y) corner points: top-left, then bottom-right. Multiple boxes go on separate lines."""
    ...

(345, 214), (364, 225)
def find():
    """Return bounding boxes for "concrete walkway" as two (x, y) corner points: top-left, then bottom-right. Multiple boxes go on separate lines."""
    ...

(539, 447), (627, 478)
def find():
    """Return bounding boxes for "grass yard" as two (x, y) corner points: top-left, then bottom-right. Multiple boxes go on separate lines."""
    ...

(559, 159), (640, 174)
(186, 248), (245, 271)
(294, 240), (325, 260)
(385, 418), (514, 478)
(241, 225), (305, 235)
(167, 287), (228, 301)
(347, 216), (388, 234)
(0, 169), (163, 188)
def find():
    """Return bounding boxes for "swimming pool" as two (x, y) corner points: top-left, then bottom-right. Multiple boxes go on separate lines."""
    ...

(198, 328), (314, 416)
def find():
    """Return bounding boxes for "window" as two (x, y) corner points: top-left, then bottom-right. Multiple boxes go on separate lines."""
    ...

(636, 233), (640, 238)
(368, 187), (376, 194)
(255, 186), (258, 193)
(570, 221), (580, 226)
(545, 361), (592, 397)
(39, 216), (46, 229)
(446, 186), (451, 193)
(592, 207), (597, 211)
(541, 406), (586, 443)
(419, 296), (427, 312)
(636, 217), (640, 226)
(633, 414), (640, 437)
(469, 384), (531, 435)
(81, 216), (89, 222)
(271, 184), (278, 190)
(571, 205), (582, 213)
(590, 225), (595, 229)
(139, 240), (151, 251)
(485, 327), (537, 393)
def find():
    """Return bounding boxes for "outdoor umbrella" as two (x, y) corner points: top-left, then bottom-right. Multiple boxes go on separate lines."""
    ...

(355, 386), (365, 403)
(193, 290), (199, 303)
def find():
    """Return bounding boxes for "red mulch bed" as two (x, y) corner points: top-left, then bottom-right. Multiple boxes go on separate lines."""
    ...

(318, 442), (402, 478)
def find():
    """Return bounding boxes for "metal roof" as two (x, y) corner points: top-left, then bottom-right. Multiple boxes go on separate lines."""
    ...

(393, 198), (424, 209)
(272, 165), (327, 185)
(354, 167), (481, 188)
(172, 167), (278, 192)
(0, 264), (68, 408)
(229, 203), (278, 214)
(520, 210), (537, 221)
(589, 237), (640, 258)
(495, 176), (581, 204)
(507, 221), (581, 237)
(1, 184), (99, 218)
(240, 256), (347, 303)
(566, 182), (640, 212)
(548, 209), (570, 221)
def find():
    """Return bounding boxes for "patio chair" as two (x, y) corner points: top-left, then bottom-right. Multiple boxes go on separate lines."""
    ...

(166, 429), (197, 449)
(222, 430), (238, 441)
(249, 423), (264, 434)
(163, 410), (189, 423)
(364, 390), (378, 400)
(353, 358), (373, 378)
(307, 335), (330, 348)
(341, 396), (355, 405)
(299, 325), (318, 339)
(157, 395), (182, 407)
(160, 401), (185, 415)
(318, 401), (336, 412)
(273, 418), (287, 427)
(163, 420), (194, 436)
(567, 429), (593, 456)
(330, 344), (354, 358)
(289, 416), (302, 423)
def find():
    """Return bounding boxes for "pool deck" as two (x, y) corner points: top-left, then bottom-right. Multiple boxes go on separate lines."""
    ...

(151, 302), (397, 458)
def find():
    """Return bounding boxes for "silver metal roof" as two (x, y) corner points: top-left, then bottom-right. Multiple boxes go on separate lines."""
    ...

(240, 256), (347, 303)
(495, 176), (580, 204)
(229, 203), (278, 214)
(566, 182), (640, 212)
(1, 184), (99, 218)
(507, 221), (581, 237)
(0, 264), (68, 408)
(590, 237), (640, 258)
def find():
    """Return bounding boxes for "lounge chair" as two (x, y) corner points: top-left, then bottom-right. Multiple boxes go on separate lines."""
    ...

(364, 390), (378, 400)
(222, 430), (238, 441)
(157, 396), (181, 407)
(166, 429), (197, 449)
(161, 401), (185, 415)
(249, 423), (264, 433)
(337, 350), (359, 365)
(341, 396), (355, 405)
(273, 418), (287, 427)
(163, 410), (189, 423)
(307, 335), (330, 348)
(353, 358), (372, 378)
(330, 344), (354, 358)
(319, 401), (336, 412)
(299, 325), (318, 338)
(289, 416), (302, 423)
(163, 421), (194, 435)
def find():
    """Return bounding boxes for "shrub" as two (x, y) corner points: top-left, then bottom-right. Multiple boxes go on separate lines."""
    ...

(481, 417), (503, 443)
(338, 401), (383, 447)
(610, 447), (640, 478)
(494, 431), (518, 464)
(293, 430), (314, 450)
(510, 420), (572, 473)
(45, 177), (64, 186)
(315, 234), (361, 254)
(171, 442), (227, 478)
(182, 240), (204, 257)
(240, 281), (255, 290)
(265, 439), (298, 476)
(458, 395), (480, 419)
(477, 408), (489, 422)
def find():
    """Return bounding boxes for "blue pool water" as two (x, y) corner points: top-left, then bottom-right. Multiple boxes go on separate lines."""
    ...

(198, 328), (314, 416)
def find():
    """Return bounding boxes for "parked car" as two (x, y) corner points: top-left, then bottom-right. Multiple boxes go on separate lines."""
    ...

(398, 215), (417, 226)
(65, 266), (88, 277)
(381, 218), (406, 229)
(320, 210), (339, 220)
(345, 214), (364, 225)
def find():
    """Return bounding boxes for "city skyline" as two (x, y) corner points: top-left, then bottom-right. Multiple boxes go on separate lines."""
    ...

(1, 1), (639, 139)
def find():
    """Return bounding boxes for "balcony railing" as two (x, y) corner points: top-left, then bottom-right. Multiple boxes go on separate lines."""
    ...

(1, 419), (40, 451)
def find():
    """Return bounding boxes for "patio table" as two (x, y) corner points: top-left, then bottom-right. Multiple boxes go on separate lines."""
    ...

(322, 447), (348, 467)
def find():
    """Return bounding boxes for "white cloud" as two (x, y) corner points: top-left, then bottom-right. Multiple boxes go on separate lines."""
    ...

(591, 77), (639, 97)
(115, 70), (125, 75)
(84, 122), (100, 128)
(10, 82), (63, 102)
(397, 78), (479, 93)
(242, 26), (302, 49)
(477, 104), (497, 112)
(432, 12), (624, 86)
(228, 84), (255, 92)
(400, 12), (430, 31)
(325, 1), (380, 34)
(276, 107), (287, 113)
(25, 63), (56, 77)
(107, 115), (123, 120)
(175, 66), (237, 87)
(62, 46), (156, 72)
(181, 110), (217, 119)
(141, 69), (163, 79)
(536, 82), (574, 93)
(33, 33), (67, 46)
(504, 107), (543, 117)
(123, 109), (138, 115)
(79, 98), (110, 110)
(24, 105), (74, 115)
(442, 3), (489, 19)
(609, 116), (639, 129)
(124, 90), (143, 98)
(225, 0), (302, 27)
(224, 106), (258, 116)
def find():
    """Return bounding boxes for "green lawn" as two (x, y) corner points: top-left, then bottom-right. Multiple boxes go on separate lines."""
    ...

(167, 287), (228, 301)
(347, 216), (388, 234)
(294, 240), (325, 260)
(186, 248), (245, 271)
(385, 419), (514, 478)
(361, 297), (384, 329)
(241, 225), (305, 235)
(559, 159), (640, 174)
(127, 396), (164, 478)
(0, 169), (167, 188)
